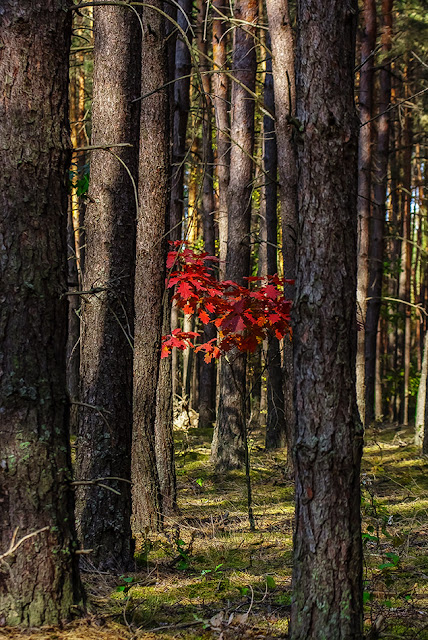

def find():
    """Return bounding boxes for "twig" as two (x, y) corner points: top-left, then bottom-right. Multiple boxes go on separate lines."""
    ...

(361, 87), (428, 127)
(70, 476), (132, 496)
(72, 142), (133, 151)
(0, 526), (49, 562)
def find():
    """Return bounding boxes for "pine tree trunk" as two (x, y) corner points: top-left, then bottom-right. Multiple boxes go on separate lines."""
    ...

(415, 330), (428, 451)
(152, 0), (192, 523)
(212, 0), (258, 470)
(356, 0), (376, 424)
(364, 0), (393, 426)
(291, 1), (363, 638)
(261, 31), (287, 450)
(402, 86), (413, 426)
(75, 6), (140, 570)
(212, 0), (230, 279)
(0, 1), (83, 625)
(265, 0), (297, 459)
(132, 0), (170, 532)
(197, 0), (217, 429)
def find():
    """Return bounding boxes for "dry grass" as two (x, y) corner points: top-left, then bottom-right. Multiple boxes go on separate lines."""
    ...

(1, 422), (427, 639)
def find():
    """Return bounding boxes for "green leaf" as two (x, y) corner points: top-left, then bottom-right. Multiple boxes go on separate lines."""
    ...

(266, 575), (276, 590)
(196, 478), (204, 487)
(123, 576), (133, 583)
(363, 591), (372, 604)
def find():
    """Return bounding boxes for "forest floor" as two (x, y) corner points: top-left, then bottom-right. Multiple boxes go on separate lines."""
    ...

(2, 418), (428, 640)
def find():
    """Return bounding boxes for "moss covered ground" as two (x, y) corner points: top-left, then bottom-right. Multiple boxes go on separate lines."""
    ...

(2, 422), (427, 639)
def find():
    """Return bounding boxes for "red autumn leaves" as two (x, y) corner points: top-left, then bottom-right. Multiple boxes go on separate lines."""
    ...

(162, 243), (293, 363)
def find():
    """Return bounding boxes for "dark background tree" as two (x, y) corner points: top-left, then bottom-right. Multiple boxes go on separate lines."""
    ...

(212, 0), (258, 470)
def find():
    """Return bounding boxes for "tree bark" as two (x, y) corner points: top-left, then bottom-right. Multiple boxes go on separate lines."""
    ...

(132, 0), (170, 532)
(212, 0), (230, 279)
(75, 5), (140, 570)
(356, 0), (376, 425)
(415, 330), (428, 452)
(401, 80), (413, 426)
(197, 0), (217, 429)
(261, 32), (287, 450)
(0, 1), (83, 625)
(212, 0), (258, 470)
(265, 0), (297, 459)
(364, 0), (393, 426)
(291, 1), (363, 638)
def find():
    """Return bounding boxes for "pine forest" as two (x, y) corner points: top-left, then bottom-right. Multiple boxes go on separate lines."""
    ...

(0, 1), (427, 639)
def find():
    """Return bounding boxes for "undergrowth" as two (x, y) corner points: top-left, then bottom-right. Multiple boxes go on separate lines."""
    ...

(1, 423), (427, 640)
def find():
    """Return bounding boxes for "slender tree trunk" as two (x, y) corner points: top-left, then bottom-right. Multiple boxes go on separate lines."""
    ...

(155, 305), (177, 517)
(291, 1), (363, 638)
(402, 83), (413, 426)
(261, 32), (286, 450)
(415, 330), (428, 452)
(132, 0), (170, 532)
(265, 0), (297, 460)
(75, 6), (140, 570)
(375, 318), (383, 419)
(212, 0), (258, 470)
(152, 0), (192, 523)
(212, 0), (230, 279)
(0, 1), (83, 625)
(365, 0), (393, 426)
(356, 0), (377, 424)
(66, 205), (80, 437)
(197, 0), (217, 428)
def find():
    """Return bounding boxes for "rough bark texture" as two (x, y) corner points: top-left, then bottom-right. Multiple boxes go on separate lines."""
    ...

(132, 0), (170, 532)
(0, 1), (83, 625)
(262, 33), (286, 450)
(356, 0), (376, 425)
(265, 0), (297, 459)
(66, 205), (80, 437)
(364, 0), (393, 426)
(291, 1), (363, 639)
(170, 0), (193, 241)
(212, 0), (230, 279)
(154, 305), (177, 517)
(197, 0), (217, 429)
(75, 6), (140, 570)
(152, 0), (191, 522)
(401, 84), (412, 426)
(212, 0), (258, 470)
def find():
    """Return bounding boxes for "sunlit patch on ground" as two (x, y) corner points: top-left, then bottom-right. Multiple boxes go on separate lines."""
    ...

(2, 423), (427, 639)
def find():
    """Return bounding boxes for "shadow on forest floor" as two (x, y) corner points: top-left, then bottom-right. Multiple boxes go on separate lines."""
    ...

(2, 422), (428, 640)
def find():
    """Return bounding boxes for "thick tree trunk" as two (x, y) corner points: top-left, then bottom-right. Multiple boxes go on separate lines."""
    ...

(261, 32), (287, 450)
(0, 1), (83, 625)
(291, 1), (363, 638)
(212, 0), (230, 279)
(197, 0), (217, 429)
(356, 0), (376, 424)
(132, 0), (170, 532)
(75, 6), (140, 570)
(364, 0), (393, 426)
(212, 0), (258, 470)
(265, 0), (297, 459)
